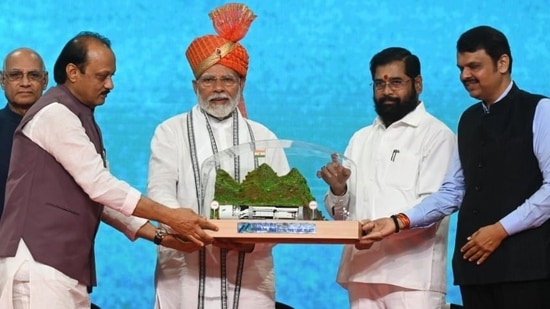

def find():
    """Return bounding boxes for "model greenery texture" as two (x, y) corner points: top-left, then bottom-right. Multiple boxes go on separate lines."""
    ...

(214, 163), (315, 206)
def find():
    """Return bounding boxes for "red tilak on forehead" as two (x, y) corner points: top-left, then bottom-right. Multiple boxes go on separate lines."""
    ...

(383, 74), (388, 80)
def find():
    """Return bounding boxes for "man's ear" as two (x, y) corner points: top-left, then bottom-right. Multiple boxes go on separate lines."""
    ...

(414, 75), (423, 94)
(42, 72), (49, 90)
(497, 54), (510, 74)
(239, 77), (246, 90)
(66, 63), (80, 83)
(0, 71), (5, 90)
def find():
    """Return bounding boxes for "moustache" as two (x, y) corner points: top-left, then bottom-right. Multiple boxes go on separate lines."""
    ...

(462, 78), (478, 85)
(378, 96), (400, 104)
(208, 93), (231, 101)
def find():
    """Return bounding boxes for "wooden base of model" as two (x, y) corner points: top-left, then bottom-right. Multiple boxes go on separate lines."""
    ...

(206, 219), (362, 244)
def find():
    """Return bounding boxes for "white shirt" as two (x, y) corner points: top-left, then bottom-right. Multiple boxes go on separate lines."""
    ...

(148, 105), (286, 309)
(24, 103), (147, 237)
(325, 102), (455, 292)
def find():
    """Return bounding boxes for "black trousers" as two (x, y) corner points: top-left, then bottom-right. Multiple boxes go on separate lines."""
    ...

(460, 279), (550, 309)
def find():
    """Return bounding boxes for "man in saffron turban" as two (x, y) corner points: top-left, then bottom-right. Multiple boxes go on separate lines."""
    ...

(147, 3), (289, 309)
(185, 3), (255, 118)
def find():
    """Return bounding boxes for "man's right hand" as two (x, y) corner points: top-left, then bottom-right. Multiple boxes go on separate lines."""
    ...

(132, 197), (219, 247)
(361, 217), (396, 242)
(316, 153), (351, 195)
(166, 208), (218, 246)
(135, 221), (202, 252)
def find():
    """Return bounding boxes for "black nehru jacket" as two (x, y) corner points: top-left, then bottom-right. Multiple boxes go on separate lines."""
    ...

(453, 84), (550, 285)
(0, 105), (23, 218)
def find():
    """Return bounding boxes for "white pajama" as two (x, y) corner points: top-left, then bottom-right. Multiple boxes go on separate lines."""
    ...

(0, 240), (89, 309)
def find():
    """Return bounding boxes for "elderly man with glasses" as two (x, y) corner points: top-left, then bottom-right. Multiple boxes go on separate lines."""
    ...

(0, 48), (48, 219)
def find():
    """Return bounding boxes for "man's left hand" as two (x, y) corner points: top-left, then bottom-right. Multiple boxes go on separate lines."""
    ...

(162, 235), (202, 252)
(460, 222), (508, 265)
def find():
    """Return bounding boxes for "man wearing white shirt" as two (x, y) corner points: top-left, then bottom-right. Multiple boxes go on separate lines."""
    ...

(317, 47), (455, 308)
(0, 31), (217, 309)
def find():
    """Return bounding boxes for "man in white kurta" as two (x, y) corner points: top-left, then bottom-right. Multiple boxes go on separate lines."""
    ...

(319, 47), (455, 308)
(147, 4), (287, 308)
(148, 104), (283, 309)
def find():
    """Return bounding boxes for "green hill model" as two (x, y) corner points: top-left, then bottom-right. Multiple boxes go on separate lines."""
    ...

(214, 163), (315, 207)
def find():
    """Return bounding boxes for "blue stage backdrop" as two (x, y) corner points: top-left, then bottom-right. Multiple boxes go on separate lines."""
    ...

(2, 1), (549, 308)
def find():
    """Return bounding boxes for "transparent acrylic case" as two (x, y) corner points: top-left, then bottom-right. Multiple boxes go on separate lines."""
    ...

(199, 139), (357, 222)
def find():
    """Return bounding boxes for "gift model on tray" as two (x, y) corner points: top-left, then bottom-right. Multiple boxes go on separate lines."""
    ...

(199, 139), (362, 244)
(211, 163), (324, 221)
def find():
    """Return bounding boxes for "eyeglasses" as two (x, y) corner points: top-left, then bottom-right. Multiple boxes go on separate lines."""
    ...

(197, 75), (239, 88)
(3, 70), (45, 82)
(372, 78), (411, 91)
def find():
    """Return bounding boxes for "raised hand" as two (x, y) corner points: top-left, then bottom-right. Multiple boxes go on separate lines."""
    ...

(316, 153), (351, 195)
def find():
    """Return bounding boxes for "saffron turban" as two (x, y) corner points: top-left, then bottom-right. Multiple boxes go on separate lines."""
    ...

(186, 3), (256, 79)
(186, 36), (249, 79)
(185, 3), (256, 117)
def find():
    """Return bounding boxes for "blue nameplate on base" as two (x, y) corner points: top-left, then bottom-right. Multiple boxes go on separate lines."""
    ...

(206, 220), (361, 244)
(237, 222), (316, 234)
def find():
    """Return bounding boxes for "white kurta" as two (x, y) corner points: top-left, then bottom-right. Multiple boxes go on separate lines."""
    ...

(326, 103), (455, 293)
(148, 105), (286, 309)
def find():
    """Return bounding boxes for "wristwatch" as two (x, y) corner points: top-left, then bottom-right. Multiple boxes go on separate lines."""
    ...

(153, 227), (167, 245)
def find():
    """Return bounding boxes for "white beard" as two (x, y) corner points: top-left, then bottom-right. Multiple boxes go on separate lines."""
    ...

(198, 88), (241, 119)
